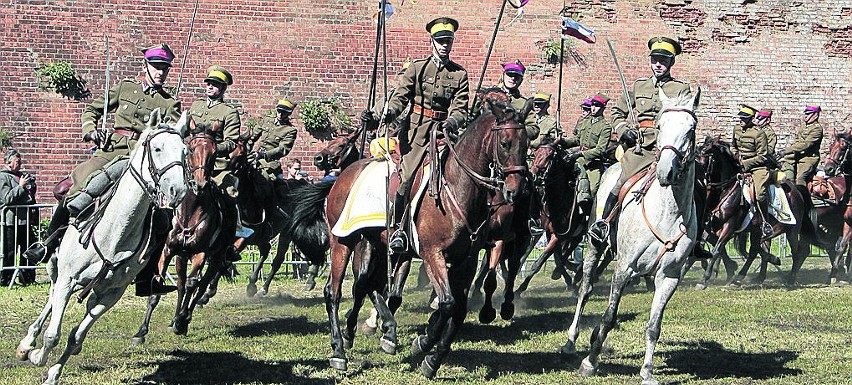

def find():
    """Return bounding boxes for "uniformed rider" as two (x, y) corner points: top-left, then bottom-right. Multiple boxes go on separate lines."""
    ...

(778, 106), (823, 188)
(733, 105), (772, 236)
(563, 93), (612, 196)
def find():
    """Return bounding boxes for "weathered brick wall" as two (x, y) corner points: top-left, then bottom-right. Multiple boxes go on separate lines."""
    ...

(2, 0), (850, 202)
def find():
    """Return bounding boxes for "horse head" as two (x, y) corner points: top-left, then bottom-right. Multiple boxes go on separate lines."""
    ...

(529, 136), (562, 177)
(185, 120), (218, 192)
(824, 131), (852, 177)
(134, 108), (189, 209)
(656, 87), (700, 186)
(315, 130), (359, 172)
(697, 134), (740, 185)
(468, 87), (529, 204)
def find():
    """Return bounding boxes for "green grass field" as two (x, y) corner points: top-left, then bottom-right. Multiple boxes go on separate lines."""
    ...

(1, 254), (850, 385)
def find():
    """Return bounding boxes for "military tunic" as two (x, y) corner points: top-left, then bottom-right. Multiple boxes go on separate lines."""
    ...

(254, 117), (297, 180)
(610, 75), (691, 188)
(563, 115), (612, 194)
(190, 98), (241, 197)
(71, 79), (181, 195)
(384, 55), (469, 195)
(503, 87), (540, 148)
(734, 125), (770, 201)
(759, 124), (777, 156)
(782, 121), (823, 187)
(531, 113), (558, 148)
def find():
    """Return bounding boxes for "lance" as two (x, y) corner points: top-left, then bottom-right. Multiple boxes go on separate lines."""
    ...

(359, 0), (389, 160)
(470, 0), (510, 111)
(606, 39), (641, 154)
(175, 0), (201, 96)
(100, 36), (112, 151)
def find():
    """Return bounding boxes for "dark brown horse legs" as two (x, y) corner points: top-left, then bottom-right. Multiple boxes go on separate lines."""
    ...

(325, 237), (353, 371)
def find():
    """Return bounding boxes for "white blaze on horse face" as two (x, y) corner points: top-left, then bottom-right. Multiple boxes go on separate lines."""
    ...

(135, 110), (189, 209)
(655, 88), (698, 186)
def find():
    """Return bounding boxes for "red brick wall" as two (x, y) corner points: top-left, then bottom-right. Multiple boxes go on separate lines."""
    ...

(2, 0), (851, 202)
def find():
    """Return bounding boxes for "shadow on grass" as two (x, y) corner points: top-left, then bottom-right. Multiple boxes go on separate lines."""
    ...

(229, 316), (325, 338)
(661, 340), (801, 380)
(444, 349), (638, 380)
(137, 350), (331, 385)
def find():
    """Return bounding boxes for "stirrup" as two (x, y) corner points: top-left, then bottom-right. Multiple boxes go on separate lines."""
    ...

(388, 230), (409, 254)
(761, 222), (773, 238)
(588, 220), (610, 244)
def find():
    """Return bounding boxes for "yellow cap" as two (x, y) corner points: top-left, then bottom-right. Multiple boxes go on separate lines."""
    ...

(647, 36), (682, 57)
(204, 65), (233, 85)
(426, 17), (459, 40)
(533, 93), (551, 103)
(277, 99), (296, 112)
(738, 104), (756, 118)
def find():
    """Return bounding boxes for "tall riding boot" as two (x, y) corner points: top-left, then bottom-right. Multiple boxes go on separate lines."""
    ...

(223, 200), (247, 262)
(757, 199), (780, 266)
(588, 192), (617, 244)
(134, 221), (177, 297)
(23, 203), (71, 263)
(388, 192), (409, 254)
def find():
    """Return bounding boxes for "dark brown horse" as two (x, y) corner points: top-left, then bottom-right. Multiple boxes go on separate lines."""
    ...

(133, 121), (234, 343)
(314, 88), (529, 377)
(808, 132), (852, 284)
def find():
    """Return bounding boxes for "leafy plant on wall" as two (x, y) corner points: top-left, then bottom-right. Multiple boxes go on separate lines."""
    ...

(36, 61), (91, 100)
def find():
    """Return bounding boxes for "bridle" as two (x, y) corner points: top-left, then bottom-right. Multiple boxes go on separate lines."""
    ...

(826, 135), (852, 176)
(128, 125), (185, 201)
(655, 107), (697, 174)
(185, 131), (216, 187)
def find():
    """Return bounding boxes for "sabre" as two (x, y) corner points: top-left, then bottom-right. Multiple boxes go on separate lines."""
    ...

(605, 39), (641, 154)
(470, 0), (510, 112)
(100, 36), (113, 151)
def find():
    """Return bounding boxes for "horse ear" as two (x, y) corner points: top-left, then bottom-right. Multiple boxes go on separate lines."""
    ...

(148, 108), (162, 131)
(175, 111), (190, 137)
(690, 86), (702, 111)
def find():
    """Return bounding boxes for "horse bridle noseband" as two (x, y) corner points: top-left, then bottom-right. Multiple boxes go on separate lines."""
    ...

(443, 119), (527, 192)
(655, 107), (697, 171)
(185, 132), (216, 183)
(128, 126), (185, 200)
(827, 136), (851, 175)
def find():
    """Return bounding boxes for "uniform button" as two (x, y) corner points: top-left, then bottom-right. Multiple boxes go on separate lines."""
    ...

(134, 90), (138, 94)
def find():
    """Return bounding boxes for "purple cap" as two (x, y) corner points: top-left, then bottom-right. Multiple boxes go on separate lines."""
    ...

(580, 98), (592, 110)
(141, 44), (175, 66)
(503, 61), (526, 76)
(804, 105), (821, 114)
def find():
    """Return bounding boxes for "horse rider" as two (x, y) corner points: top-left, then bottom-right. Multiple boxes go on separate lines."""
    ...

(495, 60), (540, 147)
(360, 16), (469, 254)
(588, 36), (692, 242)
(733, 104), (774, 238)
(188, 65), (251, 260)
(24, 44), (182, 296)
(755, 109), (777, 157)
(563, 93), (613, 197)
(530, 93), (558, 144)
(573, 98), (592, 132)
(778, 106), (824, 189)
(249, 99), (298, 193)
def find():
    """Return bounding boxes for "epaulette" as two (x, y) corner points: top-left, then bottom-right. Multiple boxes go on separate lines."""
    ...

(122, 78), (140, 84)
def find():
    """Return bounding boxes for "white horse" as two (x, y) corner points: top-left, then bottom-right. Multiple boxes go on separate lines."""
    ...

(564, 89), (700, 384)
(15, 108), (189, 385)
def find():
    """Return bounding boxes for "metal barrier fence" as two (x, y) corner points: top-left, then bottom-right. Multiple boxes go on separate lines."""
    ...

(0, 204), (54, 290)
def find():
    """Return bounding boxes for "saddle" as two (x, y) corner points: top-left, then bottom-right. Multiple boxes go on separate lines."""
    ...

(809, 175), (846, 206)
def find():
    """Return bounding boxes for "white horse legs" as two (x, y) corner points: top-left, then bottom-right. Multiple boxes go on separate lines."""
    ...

(562, 242), (601, 355)
(640, 274), (680, 385)
(16, 285), (55, 360)
(579, 265), (634, 378)
(29, 279), (73, 367)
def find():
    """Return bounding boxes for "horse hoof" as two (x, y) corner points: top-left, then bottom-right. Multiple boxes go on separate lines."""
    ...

(694, 283), (706, 291)
(578, 357), (596, 378)
(729, 281), (742, 288)
(411, 335), (429, 357)
(329, 357), (347, 371)
(478, 307), (496, 324)
(15, 345), (32, 361)
(429, 297), (439, 310)
(500, 302), (515, 321)
(343, 336), (354, 350)
(642, 379), (660, 385)
(380, 337), (397, 355)
(173, 322), (188, 336)
(130, 336), (145, 347)
(420, 356), (438, 379)
(246, 283), (258, 297)
(832, 280), (850, 287)
(304, 279), (316, 291)
(260, 288), (269, 296)
(197, 296), (209, 306)
(29, 349), (46, 366)
(560, 341), (577, 356)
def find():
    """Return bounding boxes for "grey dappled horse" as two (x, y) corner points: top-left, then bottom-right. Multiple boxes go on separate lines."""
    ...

(15, 109), (189, 385)
(565, 89), (700, 385)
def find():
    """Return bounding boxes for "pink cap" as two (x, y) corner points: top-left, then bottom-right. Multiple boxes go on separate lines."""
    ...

(502, 62), (526, 76)
(804, 105), (821, 113)
(756, 110), (772, 118)
(580, 98), (592, 109)
(592, 94), (610, 105)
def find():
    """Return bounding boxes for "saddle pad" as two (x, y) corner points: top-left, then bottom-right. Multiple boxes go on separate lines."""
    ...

(768, 184), (796, 225)
(331, 161), (432, 239)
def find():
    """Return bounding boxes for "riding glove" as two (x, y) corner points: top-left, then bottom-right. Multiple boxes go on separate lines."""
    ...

(620, 128), (640, 147)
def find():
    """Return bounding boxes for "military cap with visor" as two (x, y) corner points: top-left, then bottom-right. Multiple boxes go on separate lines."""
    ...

(503, 60), (526, 76)
(647, 36), (682, 57)
(276, 99), (297, 113)
(141, 43), (175, 66)
(738, 104), (757, 118)
(591, 93), (610, 106)
(426, 17), (459, 40)
(533, 93), (551, 104)
(204, 65), (233, 86)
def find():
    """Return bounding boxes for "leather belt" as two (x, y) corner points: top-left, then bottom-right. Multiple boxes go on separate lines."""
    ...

(638, 120), (655, 128)
(413, 105), (448, 121)
(114, 128), (141, 140)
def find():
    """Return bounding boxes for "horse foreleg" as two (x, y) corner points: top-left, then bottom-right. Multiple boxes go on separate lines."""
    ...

(326, 236), (353, 371)
(562, 241), (602, 356)
(785, 232), (807, 287)
(470, 246), (492, 300)
(29, 277), (73, 368)
(593, 247), (616, 284)
(368, 290), (397, 354)
(246, 240), (270, 297)
(263, 234), (291, 296)
(731, 232), (759, 286)
(420, 255), (476, 379)
(17, 283), (54, 361)
(343, 241), (373, 350)
(579, 264), (635, 378)
(501, 236), (528, 321)
(639, 273), (681, 385)
(515, 234), (559, 296)
(172, 255), (189, 335)
(185, 253), (221, 333)
(478, 242), (502, 324)
(131, 294), (161, 346)
(411, 251), (453, 361)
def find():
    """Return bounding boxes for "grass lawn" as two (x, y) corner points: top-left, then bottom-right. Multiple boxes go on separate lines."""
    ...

(0, 253), (850, 385)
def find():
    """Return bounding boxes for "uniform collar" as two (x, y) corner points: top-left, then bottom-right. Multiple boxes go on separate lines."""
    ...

(431, 54), (449, 69)
(653, 73), (673, 85)
(207, 97), (223, 108)
(500, 85), (521, 99)
(590, 116), (601, 123)
(142, 81), (159, 95)
(276, 117), (292, 126)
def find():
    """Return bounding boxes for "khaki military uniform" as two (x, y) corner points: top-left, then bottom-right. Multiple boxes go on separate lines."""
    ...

(611, 74), (691, 188)
(0, 168), (37, 284)
(254, 117), (297, 180)
(734, 125), (770, 201)
(564, 115), (612, 195)
(70, 79), (181, 195)
(530, 112), (557, 149)
(189, 98), (241, 197)
(385, 55), (469, 197)
(504, 88), (539, 148)
(782, 121), (823, 187)
(760, 124), (777, 156)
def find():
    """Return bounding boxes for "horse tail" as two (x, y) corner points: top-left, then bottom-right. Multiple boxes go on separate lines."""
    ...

(286, 180), (334, 265)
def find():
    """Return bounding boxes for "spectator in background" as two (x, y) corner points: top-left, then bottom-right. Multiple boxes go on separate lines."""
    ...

(0, 149), (37, 286)
(286, 159), (306, 180)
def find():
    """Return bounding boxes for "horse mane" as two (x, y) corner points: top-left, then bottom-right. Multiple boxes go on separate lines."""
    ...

(836, 131), (852, 142)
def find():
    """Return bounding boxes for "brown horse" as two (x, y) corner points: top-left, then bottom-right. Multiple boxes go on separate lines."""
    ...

(132, 121), (234, 343)
(808, 132), (852, 284)
(316, 88), (529, 377)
